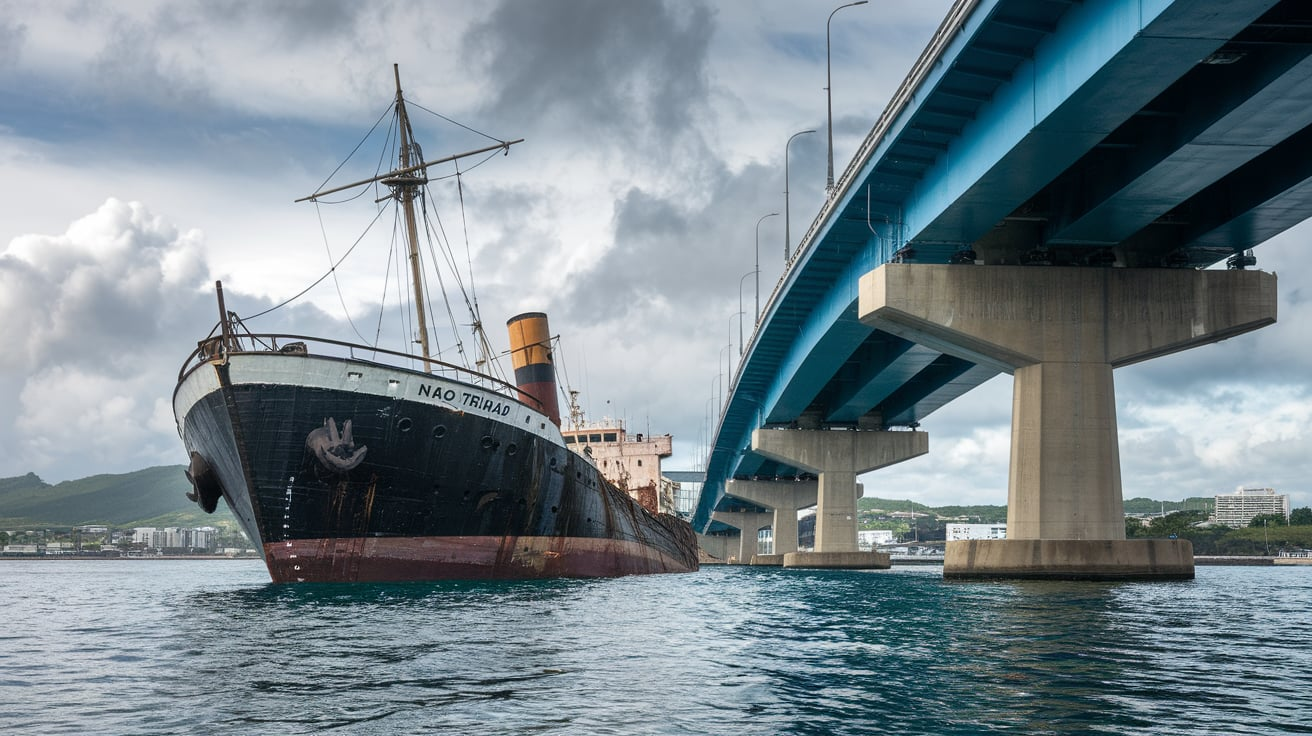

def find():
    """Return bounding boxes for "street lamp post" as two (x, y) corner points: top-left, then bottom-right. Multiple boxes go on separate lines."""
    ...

(826, 0), (868, 194)
(785, 129), (816, 261)
(737, 271), (756, 357)
(728, 312), (743, 381)
(754, 212), (779, 323)
(717, 343), (733, 419)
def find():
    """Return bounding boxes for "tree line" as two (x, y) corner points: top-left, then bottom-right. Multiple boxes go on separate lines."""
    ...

(1126, 507), (1312, 555)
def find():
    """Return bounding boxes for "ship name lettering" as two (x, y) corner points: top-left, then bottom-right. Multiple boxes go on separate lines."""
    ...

(417, 384), (458, 402)
(460, 391), (513, 416)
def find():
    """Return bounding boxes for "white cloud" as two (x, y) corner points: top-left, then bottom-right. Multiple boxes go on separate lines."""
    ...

(0, 198), (221, 478)
(0, 0), (1308, 521)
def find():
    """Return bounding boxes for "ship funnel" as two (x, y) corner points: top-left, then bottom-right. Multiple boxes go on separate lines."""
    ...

(506, 312), (561, 427)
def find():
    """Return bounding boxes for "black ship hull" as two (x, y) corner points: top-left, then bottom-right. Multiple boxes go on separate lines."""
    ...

(173, 351), (699, 583)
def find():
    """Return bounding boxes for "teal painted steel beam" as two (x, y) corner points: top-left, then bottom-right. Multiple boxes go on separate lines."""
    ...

(1048, 47), (1312, 247)
(824, 342), (935, 424)
(908, 0), (1281, 249)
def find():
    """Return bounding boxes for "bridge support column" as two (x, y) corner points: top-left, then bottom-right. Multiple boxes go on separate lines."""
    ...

(727, 479), (818, 565)
(861, 264), (1277, 580)
(751, 428), (928, 569)
(711, 511), (774, 564)
(696, 533), (733, 564)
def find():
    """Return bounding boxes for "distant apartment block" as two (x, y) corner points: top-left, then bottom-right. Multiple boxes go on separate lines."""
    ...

(132, 526), (216, 550)
(1213, 487), (1289, 528)
(946, 523), (1007, 541)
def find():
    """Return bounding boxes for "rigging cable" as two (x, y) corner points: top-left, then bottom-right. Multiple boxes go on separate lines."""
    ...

(452, 159), (505, 383)
(419, 176), (484, 373)
(406, 99), (507, 146)
(318, 199), (373, 345)
(310, 102), (394, 197)
(242, 201), (391, 322)
(418, 186), (471, 369)
(390, 204), (418, 364)
(372, 217), (398, 356)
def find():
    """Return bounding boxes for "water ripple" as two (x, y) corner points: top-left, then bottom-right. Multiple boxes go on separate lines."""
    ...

(2, 560), (1310, 734)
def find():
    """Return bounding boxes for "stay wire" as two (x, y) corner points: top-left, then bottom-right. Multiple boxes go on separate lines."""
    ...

(326, 203), (371, 345)
(311, 101), (394, 196)
(405, 99), (506, 145)
(242, 200), (391, 322)
(418, 187), (469, 367)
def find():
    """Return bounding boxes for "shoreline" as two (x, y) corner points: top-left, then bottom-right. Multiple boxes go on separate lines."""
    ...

(0, 554), (260, 561)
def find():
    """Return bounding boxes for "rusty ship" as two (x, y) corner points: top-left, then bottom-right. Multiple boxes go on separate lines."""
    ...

(170, 66), (698, 583)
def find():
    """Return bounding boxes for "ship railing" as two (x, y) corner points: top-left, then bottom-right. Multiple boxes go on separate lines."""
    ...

(177, 331), (538, 406)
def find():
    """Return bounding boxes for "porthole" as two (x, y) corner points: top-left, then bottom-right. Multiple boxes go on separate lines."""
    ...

(432, 425), (447, 439)
(398, 417), (413, 432)
(507, 443), (518, 456)
(481, 436), (497, 450)
(550, 506), (558, 514)
(549, 457), (558, 468)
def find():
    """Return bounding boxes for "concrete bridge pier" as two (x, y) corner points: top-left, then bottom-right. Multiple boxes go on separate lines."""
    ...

(726, 479), (818, 565)
(751, 427), (928, 569)
(696, 533), (733, 564)
(860, 264), (1277, 580)
(711, 510), (774, 564)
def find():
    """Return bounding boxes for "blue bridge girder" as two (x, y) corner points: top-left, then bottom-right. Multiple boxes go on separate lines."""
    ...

(694, 0), (1312, 531)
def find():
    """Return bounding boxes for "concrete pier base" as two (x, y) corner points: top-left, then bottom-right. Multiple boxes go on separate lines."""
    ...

(944, 539), (1195, 581)
(696, 534), (733, 564)
(783, 551), (891, 569)
(750, 554), (786, 566)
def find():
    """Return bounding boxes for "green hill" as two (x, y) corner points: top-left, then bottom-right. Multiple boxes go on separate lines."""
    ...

(859, 496), (1008, 522)
(0, 466), (236, 528)
(859, 495), (1219, 520)
(1123, 496), (1215, 515)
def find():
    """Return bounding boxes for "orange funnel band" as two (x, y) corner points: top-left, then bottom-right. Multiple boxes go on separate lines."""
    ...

(506, 312), (561, 427)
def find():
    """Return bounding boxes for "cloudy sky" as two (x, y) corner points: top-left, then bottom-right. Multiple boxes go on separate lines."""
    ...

(2, 0), (1308, 510)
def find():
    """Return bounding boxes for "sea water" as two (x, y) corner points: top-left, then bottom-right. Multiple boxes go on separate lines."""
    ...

(1, 559), (1309, 735)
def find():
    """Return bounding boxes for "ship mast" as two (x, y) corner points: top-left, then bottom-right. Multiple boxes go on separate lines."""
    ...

(295, 65), (523, 375)
(392, 65), (433, 372)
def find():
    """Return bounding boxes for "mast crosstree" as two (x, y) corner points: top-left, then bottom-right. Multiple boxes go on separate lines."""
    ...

(295, 64), (522, 373)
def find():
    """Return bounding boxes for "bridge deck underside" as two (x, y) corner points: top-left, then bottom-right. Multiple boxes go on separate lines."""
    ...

(694, 0), (1312, 530)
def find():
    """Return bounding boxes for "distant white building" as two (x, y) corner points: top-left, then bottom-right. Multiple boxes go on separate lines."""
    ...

(946, 523), (1007, 541)
(1214, 487), (1289, 528)
(132, 526), (216, 550)
(858, 529), (896, 549)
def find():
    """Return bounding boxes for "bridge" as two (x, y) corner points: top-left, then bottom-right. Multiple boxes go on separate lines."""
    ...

(694, 0), (1311, 579)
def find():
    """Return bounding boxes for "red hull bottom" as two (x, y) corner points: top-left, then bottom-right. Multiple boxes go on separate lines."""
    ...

(264, 535), (699, 583)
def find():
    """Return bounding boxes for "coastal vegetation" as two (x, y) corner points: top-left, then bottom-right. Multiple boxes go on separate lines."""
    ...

(1125, 508), (1312, 555)
(856, 494), (1312, 553)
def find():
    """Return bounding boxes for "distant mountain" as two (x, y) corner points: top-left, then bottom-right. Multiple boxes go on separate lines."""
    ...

(0, 468), (1222, 531)
(0, 466), (236, 528)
